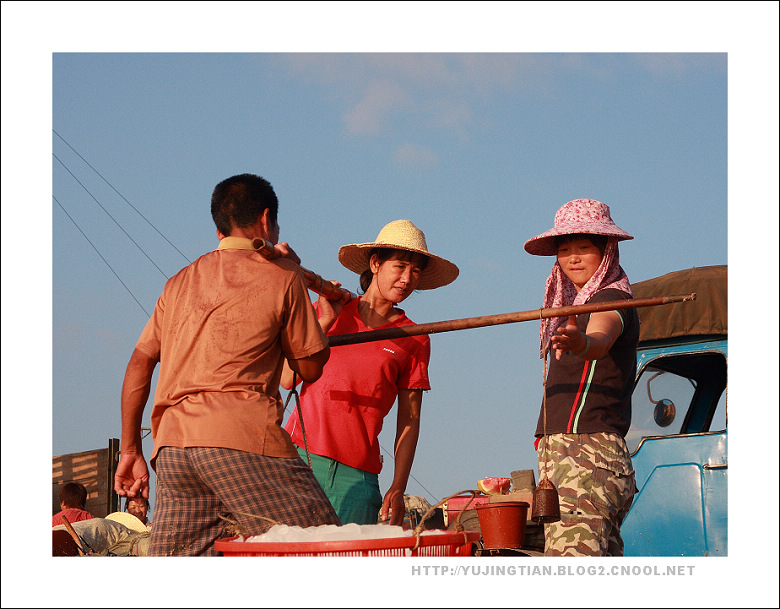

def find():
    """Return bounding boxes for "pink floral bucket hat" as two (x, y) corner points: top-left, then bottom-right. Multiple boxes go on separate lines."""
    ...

(523, 198), (633, 256)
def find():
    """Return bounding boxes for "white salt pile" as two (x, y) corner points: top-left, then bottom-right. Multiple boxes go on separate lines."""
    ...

(237, 523), (452, 543)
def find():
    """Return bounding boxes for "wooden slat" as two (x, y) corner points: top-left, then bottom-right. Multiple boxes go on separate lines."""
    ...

(52, 439), (120, 518)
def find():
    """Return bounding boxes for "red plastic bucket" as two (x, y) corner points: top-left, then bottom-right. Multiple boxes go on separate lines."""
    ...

(476, 501), (529, 549)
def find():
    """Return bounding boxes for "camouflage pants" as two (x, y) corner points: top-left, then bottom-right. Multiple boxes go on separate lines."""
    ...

(537, 432), (636, 556)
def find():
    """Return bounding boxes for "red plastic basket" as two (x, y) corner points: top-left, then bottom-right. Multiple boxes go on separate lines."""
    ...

(215, 529), (479, 557)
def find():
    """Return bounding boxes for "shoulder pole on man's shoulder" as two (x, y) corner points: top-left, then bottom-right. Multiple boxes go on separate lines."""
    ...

(252, 238), (354, 301)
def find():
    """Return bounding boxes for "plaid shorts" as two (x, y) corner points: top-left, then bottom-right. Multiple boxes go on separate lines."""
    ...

(150, 446), (341, 556)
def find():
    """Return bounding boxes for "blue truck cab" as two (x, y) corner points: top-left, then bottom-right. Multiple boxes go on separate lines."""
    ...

(621, 265), (727, 556)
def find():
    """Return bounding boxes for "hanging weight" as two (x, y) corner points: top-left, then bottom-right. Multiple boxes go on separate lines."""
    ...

(531, 477), (561, 524)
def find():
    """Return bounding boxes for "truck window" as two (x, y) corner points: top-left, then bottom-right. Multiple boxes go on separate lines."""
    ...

(710, 388), (727, 432)
(626, 350), (727, 454)
(626, 366), (696, 453)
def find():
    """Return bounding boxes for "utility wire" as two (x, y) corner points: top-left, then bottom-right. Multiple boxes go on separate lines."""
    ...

(54, 134), (441, 505)
(378, 441), (439, 505)
(54, 195), (150, 317)
(53, 152), (170, 279)
(53, 129), (191, 265)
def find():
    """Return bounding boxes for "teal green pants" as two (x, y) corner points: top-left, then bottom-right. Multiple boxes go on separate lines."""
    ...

(295, 446), (383, 525)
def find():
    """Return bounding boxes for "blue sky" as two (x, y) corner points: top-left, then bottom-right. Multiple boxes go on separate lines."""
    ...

(3, 1), (779, 606)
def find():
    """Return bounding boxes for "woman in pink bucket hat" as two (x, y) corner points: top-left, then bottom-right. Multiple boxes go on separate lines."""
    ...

(282, 220), (458, 526)
(524, 198), (638, 557)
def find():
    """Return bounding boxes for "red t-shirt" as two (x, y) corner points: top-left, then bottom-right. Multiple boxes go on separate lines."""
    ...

(52, 508), (94, 527)
(284, 297), (430, 474)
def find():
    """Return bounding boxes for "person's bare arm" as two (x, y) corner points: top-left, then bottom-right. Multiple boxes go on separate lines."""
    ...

(281, 287), (350, 388)
(286, 346), (330, 384)
(380, 389), (423, 524)
(551, 311), (623, 360)
(114, 348), (157, 499)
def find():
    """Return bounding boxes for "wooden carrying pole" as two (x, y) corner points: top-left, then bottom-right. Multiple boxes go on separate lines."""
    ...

(249, 237), (695, 348)
(327, 293), (696, 347)
(252, 238), (353, 301)
(60, 515), (92, 555)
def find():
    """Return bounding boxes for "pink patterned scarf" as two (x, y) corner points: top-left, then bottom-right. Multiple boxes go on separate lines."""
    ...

(538, 238), (633, 358)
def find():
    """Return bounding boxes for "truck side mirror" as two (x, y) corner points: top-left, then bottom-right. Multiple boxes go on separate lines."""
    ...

(653, 398), (676, 427)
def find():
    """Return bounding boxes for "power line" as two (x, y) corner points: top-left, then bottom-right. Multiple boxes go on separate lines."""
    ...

(53, 151), (170, 279)
(53, 134), (442, 505)
(53, 129), (191, 265)
(378, 442), (439, 505)
(54, 195), (150, 317)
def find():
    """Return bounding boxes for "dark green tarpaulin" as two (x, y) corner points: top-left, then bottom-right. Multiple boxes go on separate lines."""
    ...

(632, 265), (727, 343)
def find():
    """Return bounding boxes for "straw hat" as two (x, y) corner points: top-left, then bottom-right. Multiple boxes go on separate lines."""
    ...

(524, 198), (633, 256)
(338, 219), (459, 290)
(106, 511), (148, 534)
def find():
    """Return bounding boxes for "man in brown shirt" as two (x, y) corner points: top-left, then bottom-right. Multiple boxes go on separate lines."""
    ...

(114, 173), (340, 555)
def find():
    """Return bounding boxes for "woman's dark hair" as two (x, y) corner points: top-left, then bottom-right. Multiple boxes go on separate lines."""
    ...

(59, 481), (88, 509)
(555, 233), (608, 254)
(358, 248), (429, 294)
(211, 173), (279, 237)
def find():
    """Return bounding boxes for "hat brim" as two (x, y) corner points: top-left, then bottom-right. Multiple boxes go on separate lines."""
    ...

(106, 512), (148, 534)
(524, 225), (633, 256)
(338, 243), (459, 290)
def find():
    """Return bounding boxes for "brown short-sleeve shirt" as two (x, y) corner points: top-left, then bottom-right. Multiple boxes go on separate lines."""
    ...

(135, 237), (327, 465)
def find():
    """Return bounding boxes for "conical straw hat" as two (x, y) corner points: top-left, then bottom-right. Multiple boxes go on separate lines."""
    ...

(338, 219), (459, 290)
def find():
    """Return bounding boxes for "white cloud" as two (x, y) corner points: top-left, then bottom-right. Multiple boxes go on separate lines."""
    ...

(280, 52), (723, 143)
(427, 97), (473, 139)
(343, 79), (411, 136)
(392, 142), (439, 169)
(283, 54), (497, 139)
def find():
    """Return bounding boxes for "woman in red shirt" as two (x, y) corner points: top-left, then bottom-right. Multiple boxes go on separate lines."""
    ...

(283, 220), (458, 526)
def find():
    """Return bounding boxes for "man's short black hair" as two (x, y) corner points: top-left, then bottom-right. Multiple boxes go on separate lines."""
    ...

(211, 173), (279, 237)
